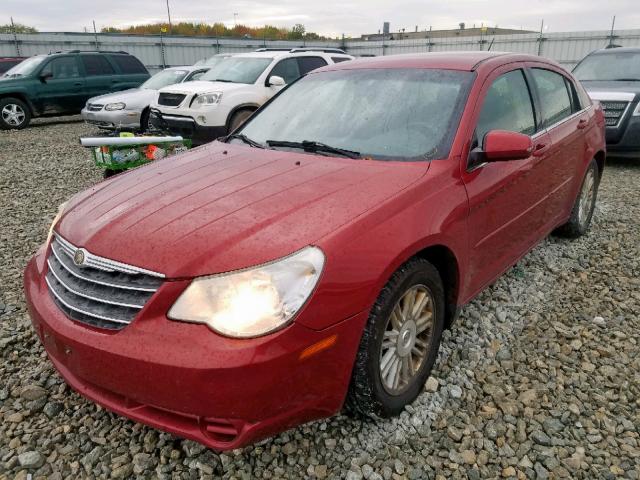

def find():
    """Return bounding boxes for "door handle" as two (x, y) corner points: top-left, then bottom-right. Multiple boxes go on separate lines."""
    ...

(577, 119), (588, 130)
(73, 82), (83, 86)
(532, 143), (548, 157)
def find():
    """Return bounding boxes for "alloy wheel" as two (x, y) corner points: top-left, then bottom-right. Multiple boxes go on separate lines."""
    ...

(379, 284), (435, 395)
(1, 103), (26, 127)
(578, 167), (596, 228)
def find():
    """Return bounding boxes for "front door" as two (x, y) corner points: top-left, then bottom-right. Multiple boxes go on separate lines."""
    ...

(32, 56), (85, 114)
(462, 66), (553, 296)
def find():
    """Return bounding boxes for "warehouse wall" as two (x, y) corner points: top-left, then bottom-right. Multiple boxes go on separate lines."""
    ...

(2, 29), (640, 72)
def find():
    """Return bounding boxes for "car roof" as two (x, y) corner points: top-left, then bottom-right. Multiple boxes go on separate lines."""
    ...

(233, 50), (347, 60)
(319, 51), (554, 72)
(165, 65), (209, 72)
(590, 47), (640, 55)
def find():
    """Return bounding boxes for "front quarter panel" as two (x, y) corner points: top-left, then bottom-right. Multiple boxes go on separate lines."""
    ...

(297, 159), (468, 331)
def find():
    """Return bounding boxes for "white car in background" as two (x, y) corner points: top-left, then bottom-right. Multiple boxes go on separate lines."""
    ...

(81, 65), (212, 131)
(150, 48), (353, 144)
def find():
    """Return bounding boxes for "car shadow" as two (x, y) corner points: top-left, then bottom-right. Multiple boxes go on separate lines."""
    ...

(29, 116), (84, 128)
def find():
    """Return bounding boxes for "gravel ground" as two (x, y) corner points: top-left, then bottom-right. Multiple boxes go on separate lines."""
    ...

(0, 118), (639, 480)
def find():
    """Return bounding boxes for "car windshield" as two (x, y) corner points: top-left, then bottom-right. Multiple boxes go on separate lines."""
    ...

(3, 56), (45, 77)
(573, 52), (640, 81)
(142, 69), (190, 89)
(200, 57), (272, 84)
(239, 68), (475, 161)
(202, 56), (230, 67)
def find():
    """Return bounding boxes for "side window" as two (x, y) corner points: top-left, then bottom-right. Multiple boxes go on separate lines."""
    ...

(531, 69), (573, 126)
(187, 71), (206, 81)
(297, 56), (328, 75)
(81, 55), (115, 76)
(269, 58), (300, 84)
(476, 69), (536, 144)
(564, 77), (584, 113)
(331, 56), (351, 64)
(110, 55), (147, 74)
(41, 57), (80, 79)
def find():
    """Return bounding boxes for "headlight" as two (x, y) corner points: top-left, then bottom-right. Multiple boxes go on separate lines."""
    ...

(168, 246), (325, 338)
(105, 102), (126, 111)
(46, 202), (67, 246)
(191, 92), (223, 108)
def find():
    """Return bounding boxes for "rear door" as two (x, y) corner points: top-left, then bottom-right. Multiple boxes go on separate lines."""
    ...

(462, 65), (553, 294)
(296, 56), (329, 75)
(528, 66), (590, 220)
(108, 54), (150, 89)
(32, 55), (85, 114)
(79, 54), (118, 102)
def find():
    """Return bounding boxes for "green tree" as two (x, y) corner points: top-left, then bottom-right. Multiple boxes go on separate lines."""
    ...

(0, 23), (38, 34)
(288, 23), (306, 40)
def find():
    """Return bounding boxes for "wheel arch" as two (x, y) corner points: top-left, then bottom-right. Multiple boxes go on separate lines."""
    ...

(594, 150), (605, 180)
(0, 92), (35, 115)
(225, 103), (260, 130)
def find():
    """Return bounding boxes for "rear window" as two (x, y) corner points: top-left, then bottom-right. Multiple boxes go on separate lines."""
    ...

(110, 54), (148, 74)
(531, 69), (573, 127)
(331, 57), (351, 63)
(81, 55), (115, 76)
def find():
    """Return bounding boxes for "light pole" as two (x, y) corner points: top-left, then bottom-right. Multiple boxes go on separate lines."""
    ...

(234, 13), (239, 27)
(166, 0), (172, 34)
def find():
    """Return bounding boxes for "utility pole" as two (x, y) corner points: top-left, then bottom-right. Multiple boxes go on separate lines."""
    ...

(234, 13), (239, 27)
(166, 0), (172, 34)
(608, 15), (616, 47)
(10, 17), (21, 56)
(92, 20), (99, 51)
(537, 19), (545, 56)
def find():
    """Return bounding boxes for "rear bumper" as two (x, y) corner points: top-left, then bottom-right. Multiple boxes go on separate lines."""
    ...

(150, 110), (226, 145)
(81, 108), (141, 130)
(24, 249), (366, 450)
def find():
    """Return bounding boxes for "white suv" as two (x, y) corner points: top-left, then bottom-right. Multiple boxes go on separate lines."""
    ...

(150, 48), (353, 144)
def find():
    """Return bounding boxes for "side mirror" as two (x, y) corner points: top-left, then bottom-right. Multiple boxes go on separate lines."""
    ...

(39, 71), (53, 83)
(483, 130), (533, 161)
(267, 75), (286, 87)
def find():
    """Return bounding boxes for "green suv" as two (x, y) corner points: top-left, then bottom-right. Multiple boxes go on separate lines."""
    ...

(0, 50), (149, 129)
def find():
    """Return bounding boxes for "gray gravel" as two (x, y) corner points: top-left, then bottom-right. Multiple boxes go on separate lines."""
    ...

(1, 118), (639, 480)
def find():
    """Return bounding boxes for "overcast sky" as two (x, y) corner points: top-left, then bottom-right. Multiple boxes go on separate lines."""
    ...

(4, 0), (640, 38)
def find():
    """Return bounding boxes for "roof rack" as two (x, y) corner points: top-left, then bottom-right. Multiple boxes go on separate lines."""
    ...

(51, 50), (130, 55)
(254, 47), (347, 54)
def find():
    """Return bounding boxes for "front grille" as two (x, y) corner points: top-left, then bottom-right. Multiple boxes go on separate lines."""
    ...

(45, 234), (164, 330)
(158, 93), (186, 107)
(87, 103), (104, 111)
(600, 101), (629, 127)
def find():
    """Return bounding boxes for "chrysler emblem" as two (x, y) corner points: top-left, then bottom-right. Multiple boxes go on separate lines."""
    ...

(73, 249), (86, 266)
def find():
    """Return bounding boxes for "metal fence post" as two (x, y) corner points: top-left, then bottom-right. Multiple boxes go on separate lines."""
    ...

(10, 17), (21, 56)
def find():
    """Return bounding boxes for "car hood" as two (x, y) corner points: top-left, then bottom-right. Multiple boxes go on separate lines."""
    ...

(88, 88), (155, 106)
(581, 80), (640, 100)
(57, 142), (428, 278)
(159, 80), (247, 95)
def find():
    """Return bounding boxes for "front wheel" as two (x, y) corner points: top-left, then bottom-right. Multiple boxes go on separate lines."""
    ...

(0, 97), (31, 130)
(346, 257), (445, 417)
(228, 109), (254, 133)
(555, 159), (600, 238)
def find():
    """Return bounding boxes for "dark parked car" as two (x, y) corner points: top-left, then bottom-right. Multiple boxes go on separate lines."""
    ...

(574, 47), (640, 159)
(0, 57), (27, 74)
(0, 50), (149, 129)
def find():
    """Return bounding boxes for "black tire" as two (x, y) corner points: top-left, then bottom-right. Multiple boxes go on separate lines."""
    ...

(139, 108), (150, 132)
(555, 159), (600, 238)
(0, 97), (31, 130)
(346, 257), (445, 418)
(228, 109), (254, 133)
(103, 169), (119, 179)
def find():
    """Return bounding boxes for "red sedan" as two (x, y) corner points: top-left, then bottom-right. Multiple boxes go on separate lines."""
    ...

(24, 52), (605, 450)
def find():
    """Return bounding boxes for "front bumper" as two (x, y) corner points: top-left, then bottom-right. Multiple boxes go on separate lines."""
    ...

(24, 250), (366, 450)
(606, 115), (640, 159)
(81, 107), (141, 130)
(150, 110), (226, 145)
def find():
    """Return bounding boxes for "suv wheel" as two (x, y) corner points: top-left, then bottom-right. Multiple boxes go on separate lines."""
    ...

(346, 257), (445, 417)
(555, 159), (600, 238)
(0, 97), (31, 130)
(228, 109), (254, 133)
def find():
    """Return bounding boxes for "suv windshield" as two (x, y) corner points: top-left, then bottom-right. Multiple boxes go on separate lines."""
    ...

(200, 57), (272, 84)
(3, 56), (45, 77)
(239, 69), (474, 161)
(574, 51), (640, 81)
(202, 56), (230, 67)
(142, 69), (189, 89)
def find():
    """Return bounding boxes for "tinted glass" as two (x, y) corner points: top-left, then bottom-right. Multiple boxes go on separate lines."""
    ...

(269, 58), (301, 84)
(141, 69), (189, 89)
(81, 55), (115, 76)
(110, 54), (147, 74)
(573, 52), (640, 81)
(297, 56), (328, 75)
(477, 70), (536, 142)
(331, 57), (351, 63)
(41, 57), (80, 79)
(0, 60), (21, 74)
(240, 69), (474, 161)
(532, 69), (572, 127)
(3, 56), (45, 77)
(200, 57), (272, 84)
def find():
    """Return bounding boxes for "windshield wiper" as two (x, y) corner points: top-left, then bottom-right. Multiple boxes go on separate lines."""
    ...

(210, 78), (234, 83)
(226, 133), (267, 149)
(612, 78), (640, 81)
(266, 140), (361, 159)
